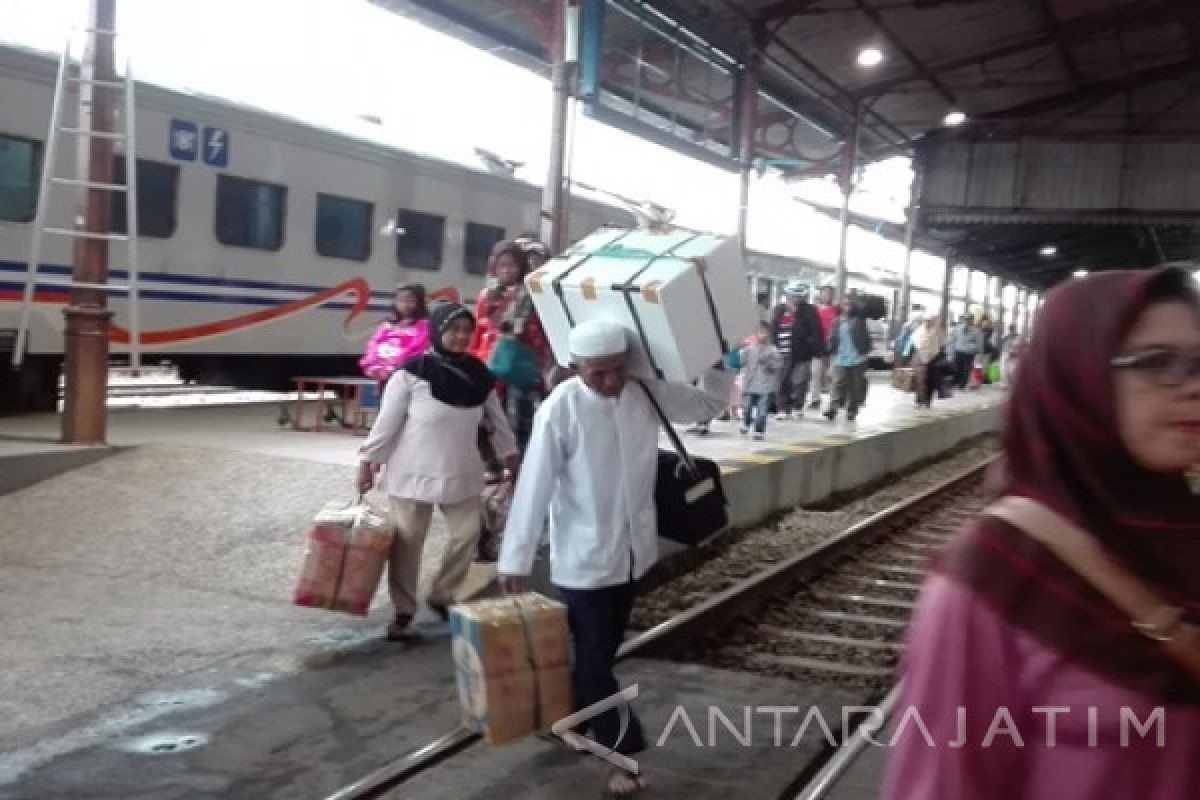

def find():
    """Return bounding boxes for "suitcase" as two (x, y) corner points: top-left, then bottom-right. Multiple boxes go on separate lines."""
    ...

(293, 499), (393, 616)
(526, 227), (759, 382)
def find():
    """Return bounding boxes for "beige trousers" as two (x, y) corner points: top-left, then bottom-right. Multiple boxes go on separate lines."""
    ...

(388, 495), (483, 616)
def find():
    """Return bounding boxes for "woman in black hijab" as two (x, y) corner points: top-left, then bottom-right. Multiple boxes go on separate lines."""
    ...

(358, 302), (520, 640)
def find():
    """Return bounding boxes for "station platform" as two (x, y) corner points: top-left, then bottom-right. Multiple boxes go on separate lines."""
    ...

(0, 378), (1001, 798)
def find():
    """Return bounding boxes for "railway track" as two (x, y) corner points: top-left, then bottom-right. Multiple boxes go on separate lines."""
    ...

(328, 453), (998, 800)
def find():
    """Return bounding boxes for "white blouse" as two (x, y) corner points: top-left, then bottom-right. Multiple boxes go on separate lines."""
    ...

(359, 371), (517, 505)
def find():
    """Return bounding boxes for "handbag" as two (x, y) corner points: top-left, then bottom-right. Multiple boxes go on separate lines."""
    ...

(489, 335), (540, 390)
(988, 497), (1200, 682)
(636, 380), (729, 546)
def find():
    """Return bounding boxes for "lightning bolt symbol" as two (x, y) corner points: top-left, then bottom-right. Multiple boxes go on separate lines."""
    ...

(207, 130), (225, 162)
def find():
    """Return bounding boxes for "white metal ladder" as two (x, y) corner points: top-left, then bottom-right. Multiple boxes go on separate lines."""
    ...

(12, 28), (142, 372)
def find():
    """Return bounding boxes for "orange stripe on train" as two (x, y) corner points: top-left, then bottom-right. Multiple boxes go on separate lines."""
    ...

(1, 280), (462, 346)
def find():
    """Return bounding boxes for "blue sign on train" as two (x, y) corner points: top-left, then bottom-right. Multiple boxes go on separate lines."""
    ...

(202, 126), (229, 167)
(169, 119), (198, 161)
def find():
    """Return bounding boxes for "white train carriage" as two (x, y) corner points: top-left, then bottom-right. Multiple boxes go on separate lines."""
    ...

(0, 43), (631, 410)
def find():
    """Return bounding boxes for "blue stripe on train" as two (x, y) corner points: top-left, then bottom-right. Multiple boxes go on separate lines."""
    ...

(0, 260), (396, 300)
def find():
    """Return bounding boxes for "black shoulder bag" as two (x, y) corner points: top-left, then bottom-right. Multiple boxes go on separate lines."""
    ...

(636, 380), (729, 546)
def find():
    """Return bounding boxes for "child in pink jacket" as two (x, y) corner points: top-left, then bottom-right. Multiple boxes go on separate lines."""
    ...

(360, 284), (430, 382)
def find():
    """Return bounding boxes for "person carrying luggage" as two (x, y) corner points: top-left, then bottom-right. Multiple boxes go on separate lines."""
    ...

(357, 302), (519, 641)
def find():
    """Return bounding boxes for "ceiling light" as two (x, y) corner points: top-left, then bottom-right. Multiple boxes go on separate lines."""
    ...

(943, 110), (967, 127)
(857, 47), (884, 68)
(1074, 269), (1089, 278)
(1039, 245), (1057, 257)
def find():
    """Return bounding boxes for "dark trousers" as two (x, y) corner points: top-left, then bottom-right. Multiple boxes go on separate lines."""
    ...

(497, 383), (538, 455)
(914, 356), (942, 407)
(777, 358), (812, 414)
(558, 582), (646, 755)
(953, 352), (975, 389)
(830, 364), (868, 415)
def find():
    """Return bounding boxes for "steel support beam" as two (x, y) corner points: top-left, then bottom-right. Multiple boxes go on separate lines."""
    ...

(541, 0), (578, 252)
(851, 0), (1195, 101)
(975, 56), (1200, 123)
(834, 101), (861, 301)
(854, 0), (957, 107)
(893, 163), (921, 339)
(939, 254), (954, 330)
(1030, 0), (1083, 86)
(736, 36), (764, 257)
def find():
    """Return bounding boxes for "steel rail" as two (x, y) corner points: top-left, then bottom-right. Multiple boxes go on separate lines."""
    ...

(326, 454), (998, 799)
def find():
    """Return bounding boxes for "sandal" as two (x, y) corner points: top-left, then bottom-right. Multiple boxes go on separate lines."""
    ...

(386, 614), (416, 642)
(603, 768), (646, 798)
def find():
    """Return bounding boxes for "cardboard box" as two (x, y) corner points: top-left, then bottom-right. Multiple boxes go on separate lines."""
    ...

(526, 227), (758, 382)
(293, 501), (392, 616)
(450, 593), (573, 745)
(891, 367), (915, 392)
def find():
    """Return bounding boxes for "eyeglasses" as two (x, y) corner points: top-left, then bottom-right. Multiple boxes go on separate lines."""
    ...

(1111, 348), (1200, 388)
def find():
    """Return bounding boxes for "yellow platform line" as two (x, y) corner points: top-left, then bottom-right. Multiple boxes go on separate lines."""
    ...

(776, 444), (821, 454)
(734, 452), (784, 464)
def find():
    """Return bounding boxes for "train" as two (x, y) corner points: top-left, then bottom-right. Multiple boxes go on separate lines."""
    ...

(0, 42), (932, 412)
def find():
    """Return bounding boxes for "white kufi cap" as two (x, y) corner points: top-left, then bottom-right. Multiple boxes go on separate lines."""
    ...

(569, 319), (628, 359)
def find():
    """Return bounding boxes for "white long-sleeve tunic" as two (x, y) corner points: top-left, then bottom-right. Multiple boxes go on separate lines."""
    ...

(359, 371), (517, 505)
(498, 368), (734, 589)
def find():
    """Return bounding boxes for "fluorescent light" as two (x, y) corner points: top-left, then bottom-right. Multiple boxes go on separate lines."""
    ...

(857, 47), (884, 68)
(1039, 245), (1057, 257)
(943, 110), (967, 127)
(1074, 269), (1089, 277)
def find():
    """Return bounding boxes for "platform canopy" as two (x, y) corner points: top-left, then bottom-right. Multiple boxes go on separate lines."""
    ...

(374, 0), (1200, 286)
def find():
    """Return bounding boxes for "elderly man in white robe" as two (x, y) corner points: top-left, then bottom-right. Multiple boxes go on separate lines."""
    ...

(498, 318), (733, 798)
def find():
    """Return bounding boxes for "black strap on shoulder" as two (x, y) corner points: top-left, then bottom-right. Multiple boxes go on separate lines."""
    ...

(621, 292), (664, 380)
(635, 379), (698, 476)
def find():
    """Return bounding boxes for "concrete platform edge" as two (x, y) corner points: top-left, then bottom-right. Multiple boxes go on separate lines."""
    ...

(0, 445), (123, 496)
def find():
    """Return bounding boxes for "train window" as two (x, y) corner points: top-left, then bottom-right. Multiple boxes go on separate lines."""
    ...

(395, 209), (444, 271)
(0, 134), (40, 223)
(316, 194), (372, 262)
(464, 222), (505, 275)
(110, 156), (179, 238)
(215, 174), (286, 251)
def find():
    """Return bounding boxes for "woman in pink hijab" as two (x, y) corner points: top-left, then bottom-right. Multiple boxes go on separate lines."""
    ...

(884, 267), (1200, 799)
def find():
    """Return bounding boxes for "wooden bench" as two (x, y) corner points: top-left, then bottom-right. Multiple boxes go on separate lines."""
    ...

(290, 377), (380, 434)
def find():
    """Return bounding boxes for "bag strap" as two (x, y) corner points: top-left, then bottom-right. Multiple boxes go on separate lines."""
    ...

(987, 496), (1200, 682)
(692, 257), (729, 354)
(635, 379), (698, 476)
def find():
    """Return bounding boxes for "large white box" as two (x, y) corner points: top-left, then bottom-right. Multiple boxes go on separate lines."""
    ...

(526, 227), (758, 382)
